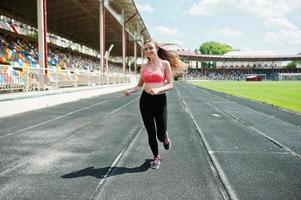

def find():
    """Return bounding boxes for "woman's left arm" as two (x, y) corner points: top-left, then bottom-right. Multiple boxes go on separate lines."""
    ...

(148, 61), (173, 95)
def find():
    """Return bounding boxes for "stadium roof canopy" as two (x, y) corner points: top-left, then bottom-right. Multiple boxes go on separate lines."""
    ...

(177, 50), (301, 62)
(0, 0), (150, 57)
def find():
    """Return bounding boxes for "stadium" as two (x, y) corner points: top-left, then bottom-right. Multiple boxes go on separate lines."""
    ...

(0, 0), (151, 92)
(0, 1), (300, 200)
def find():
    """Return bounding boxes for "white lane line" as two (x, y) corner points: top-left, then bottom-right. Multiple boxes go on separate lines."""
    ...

(89, 125), (144, 200)
(181, 99), (236, 200)
(212, 113), (221, 118)
(183, 82), (301, 160)
(207, 102), (301, 160)
(209, 151), (288, 154)
(100, 97), (139, 121)
(176, 86), (234, 200)
(0, 100), (110, 139)
(187, 81), (301, 127)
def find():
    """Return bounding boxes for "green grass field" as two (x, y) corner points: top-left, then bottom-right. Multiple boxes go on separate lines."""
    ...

(191, 81), (301, 113)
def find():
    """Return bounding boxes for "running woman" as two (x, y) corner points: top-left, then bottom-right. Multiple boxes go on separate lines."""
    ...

(124, 39), (187, 169)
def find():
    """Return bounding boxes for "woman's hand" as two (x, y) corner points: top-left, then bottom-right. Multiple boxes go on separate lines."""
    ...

(147, 88), (160, 95)
(123, 90), (130, 96)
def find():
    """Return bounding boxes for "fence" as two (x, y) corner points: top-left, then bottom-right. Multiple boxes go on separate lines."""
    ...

(0, 65), (131, 93)
(278, 73), (301, 81)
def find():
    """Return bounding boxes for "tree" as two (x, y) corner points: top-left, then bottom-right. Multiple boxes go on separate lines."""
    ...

(199, 41), (233, 68)
(199, 41), (233, 55)
(286, 61), (297, 69)
(28, 32), (38, 39)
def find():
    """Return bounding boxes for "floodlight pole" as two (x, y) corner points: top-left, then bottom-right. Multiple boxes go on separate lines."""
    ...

(140, 34), (144, 73)
(128, 58), (133, 75)
(272, 61), (275, 81)
(105, 44), (114, 73)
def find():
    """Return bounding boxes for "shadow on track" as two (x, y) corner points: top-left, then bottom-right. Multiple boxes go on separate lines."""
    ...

(61, 159), (151, 179)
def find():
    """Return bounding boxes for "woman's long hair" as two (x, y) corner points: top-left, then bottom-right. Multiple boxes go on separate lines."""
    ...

(144, 39), (187, 76)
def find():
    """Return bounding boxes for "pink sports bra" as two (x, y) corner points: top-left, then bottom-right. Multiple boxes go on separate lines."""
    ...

(142, 62), (166, 83)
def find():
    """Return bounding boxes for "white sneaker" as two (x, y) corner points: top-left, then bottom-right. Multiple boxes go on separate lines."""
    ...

(150, 155), (160, 169)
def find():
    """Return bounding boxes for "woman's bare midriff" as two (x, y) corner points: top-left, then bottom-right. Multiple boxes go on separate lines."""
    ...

(144, 83), (165, 94)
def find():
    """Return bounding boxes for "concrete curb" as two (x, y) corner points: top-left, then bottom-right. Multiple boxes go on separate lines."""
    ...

(0, 83), (135, 118)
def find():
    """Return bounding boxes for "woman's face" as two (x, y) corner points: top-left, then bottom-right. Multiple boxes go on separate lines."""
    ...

(144, 42), (158, 59)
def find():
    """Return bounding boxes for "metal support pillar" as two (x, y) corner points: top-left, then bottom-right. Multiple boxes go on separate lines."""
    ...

(99, 0), (105, 75)
(37, 0), (48, 89)
(134, 38), (137, 75)
(37, 0), (48, 79)
(122, 10), (126, 74)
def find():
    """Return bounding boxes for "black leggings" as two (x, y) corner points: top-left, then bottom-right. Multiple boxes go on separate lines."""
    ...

(140, 91), (167, 158)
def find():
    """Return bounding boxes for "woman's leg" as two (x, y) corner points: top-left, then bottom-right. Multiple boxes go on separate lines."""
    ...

(154, 94), (167, 143)
(154, 94), (170, 150)
(140, 93), (159, 157)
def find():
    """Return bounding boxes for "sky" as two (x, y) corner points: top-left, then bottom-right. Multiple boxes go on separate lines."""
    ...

(135, 0), (301, 55)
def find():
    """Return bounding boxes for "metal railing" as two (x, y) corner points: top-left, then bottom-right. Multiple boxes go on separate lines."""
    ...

(0, 65), (130, 93)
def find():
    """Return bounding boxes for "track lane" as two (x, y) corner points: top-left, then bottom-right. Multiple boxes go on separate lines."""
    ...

(185, 82), (301, 158)
(0, 93), (138, 173)
(0, 92), (130, 137)
(94, 88), (227, 200)
(0, 92), (146, 200)
(1, 82), (300, 200)
(177, 81), (301, 200)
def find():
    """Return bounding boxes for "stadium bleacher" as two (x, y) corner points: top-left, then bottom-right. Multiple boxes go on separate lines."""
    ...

(0, 30), (126, 92)
(0, 31), (105, 70)
(187, 68), (301, 81)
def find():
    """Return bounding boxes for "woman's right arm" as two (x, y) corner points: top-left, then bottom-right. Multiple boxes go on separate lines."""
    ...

(124, 66), (144, 96)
